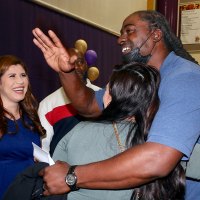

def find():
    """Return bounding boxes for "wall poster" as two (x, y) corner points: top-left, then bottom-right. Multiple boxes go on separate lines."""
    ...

(178, 0), (200, 51)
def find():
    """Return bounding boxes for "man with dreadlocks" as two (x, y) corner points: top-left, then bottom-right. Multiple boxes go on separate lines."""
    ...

(32, 10), (200, 199)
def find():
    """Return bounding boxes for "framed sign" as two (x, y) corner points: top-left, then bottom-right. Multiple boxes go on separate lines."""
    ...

(178, 0), (200, 52)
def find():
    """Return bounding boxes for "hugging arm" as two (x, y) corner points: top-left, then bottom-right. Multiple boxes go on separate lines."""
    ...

(41, 142), (183, 195)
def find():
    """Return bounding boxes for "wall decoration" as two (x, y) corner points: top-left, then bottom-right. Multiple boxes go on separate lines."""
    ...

(178, 0), (200, 51)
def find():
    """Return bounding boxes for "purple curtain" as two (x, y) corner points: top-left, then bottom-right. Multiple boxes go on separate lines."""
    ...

(156, 0), (178, 34)
(0, 0), (121, 101)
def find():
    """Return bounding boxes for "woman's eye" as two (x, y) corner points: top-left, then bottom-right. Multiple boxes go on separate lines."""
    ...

(21, 73), (27, 77)
(9, 74), (15, 78)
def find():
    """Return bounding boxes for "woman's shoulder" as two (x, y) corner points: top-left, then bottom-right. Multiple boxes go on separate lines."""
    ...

(59, 121), (111, 141)
(78, 120), (110, 126)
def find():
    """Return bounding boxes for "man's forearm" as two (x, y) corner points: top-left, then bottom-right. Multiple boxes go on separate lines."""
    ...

(75, 142), (183, 189)
(41, 142), (183, 195)
(59, 71), (101, 117)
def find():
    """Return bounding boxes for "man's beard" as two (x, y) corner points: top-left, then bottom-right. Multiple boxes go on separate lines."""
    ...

(122, 47), (151, 64)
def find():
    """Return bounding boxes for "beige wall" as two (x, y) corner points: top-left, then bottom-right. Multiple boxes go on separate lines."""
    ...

(33, 0), (200, 63)
(33, 0), (147, 35)
(191, 52), (200, 63)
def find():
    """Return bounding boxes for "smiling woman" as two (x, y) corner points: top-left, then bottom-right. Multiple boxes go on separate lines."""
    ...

(0, 55), (46, 200)
(0, 64), (29, 115)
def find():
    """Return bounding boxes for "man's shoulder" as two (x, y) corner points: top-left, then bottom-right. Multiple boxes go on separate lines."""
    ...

(41, 87), (63, 100)
(162, 52), (200, 80)
(39, 87), (71, 107)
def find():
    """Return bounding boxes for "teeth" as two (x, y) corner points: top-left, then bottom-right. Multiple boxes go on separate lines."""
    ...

(13, 87), (24, 91)
(122, 47), (131, 53)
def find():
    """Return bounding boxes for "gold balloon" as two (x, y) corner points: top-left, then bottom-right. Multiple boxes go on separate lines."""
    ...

(74, 39), (87, 54)
(87, 67), (99, 81)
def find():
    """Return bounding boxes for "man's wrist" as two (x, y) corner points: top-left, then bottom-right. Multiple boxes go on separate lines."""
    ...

(65, 165), (79, 191)
(62, 68), (75, 73)
(68, 67), (76, 73)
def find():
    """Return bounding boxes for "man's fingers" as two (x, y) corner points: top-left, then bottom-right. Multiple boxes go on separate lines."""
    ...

(38, 168), (45, 176)
(48, 30), (65, 48)
(33, 38), (47, 54)
(42, 183), (58, 196)
(33, 28), (55, 50)
(33, 34), (50, 52)
(70, 55), (78, 64)
(43, 188), (51, 196)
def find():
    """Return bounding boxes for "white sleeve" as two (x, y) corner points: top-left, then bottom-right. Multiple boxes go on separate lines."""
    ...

(38, 101), (54, 153)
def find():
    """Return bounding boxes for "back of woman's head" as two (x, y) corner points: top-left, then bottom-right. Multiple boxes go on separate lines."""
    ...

(101, 62), (160, 142)
(111, 63), (159, 114)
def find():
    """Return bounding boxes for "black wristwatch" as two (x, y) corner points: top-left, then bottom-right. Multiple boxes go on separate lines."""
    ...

(65, 165), (79, 191)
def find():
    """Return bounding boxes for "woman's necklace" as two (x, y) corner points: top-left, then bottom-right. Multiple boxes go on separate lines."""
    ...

(112, 122), (141, 199)
(112, 122), (126, 153)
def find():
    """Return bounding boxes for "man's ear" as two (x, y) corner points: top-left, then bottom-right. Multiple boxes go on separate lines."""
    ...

(153, 29), (162, 42)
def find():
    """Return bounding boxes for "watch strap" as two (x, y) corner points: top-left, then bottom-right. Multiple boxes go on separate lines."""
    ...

(66, 165), (79, 191)
(68, 165), (77, 175)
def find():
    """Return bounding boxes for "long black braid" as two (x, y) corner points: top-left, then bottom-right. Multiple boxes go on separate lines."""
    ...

(135, 10), (198, 64)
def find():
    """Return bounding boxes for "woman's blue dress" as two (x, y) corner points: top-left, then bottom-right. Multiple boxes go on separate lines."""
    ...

(0, 118), (40, 199)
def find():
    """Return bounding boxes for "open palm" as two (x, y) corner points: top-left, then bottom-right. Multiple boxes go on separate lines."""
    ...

(32, 28), (75, 72)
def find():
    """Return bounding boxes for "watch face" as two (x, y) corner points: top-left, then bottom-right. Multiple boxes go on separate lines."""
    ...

(66, 174), (76, 186)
